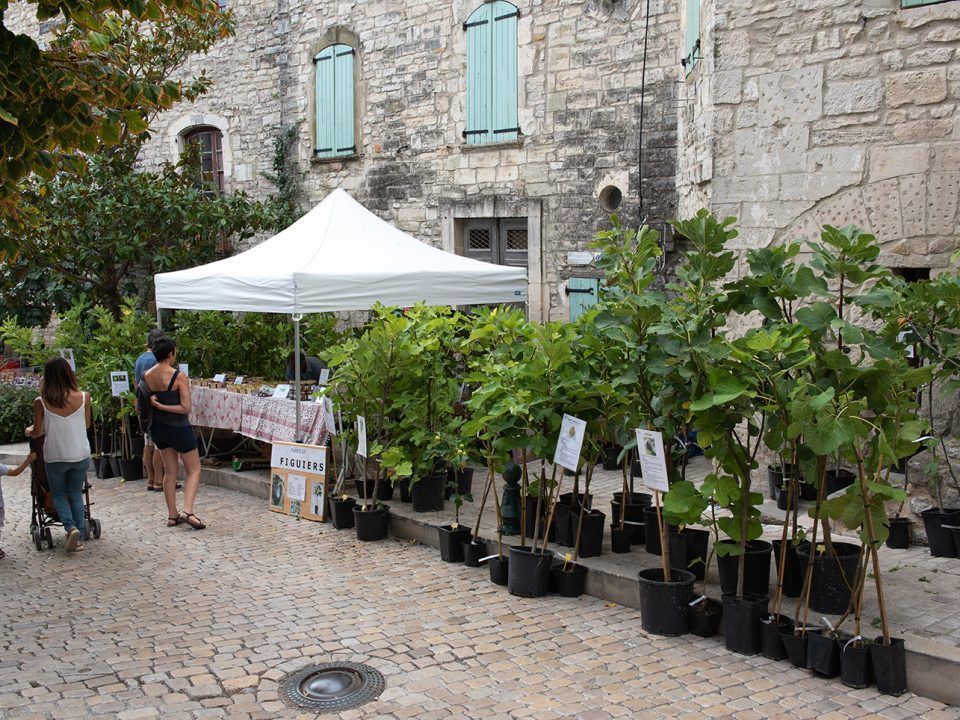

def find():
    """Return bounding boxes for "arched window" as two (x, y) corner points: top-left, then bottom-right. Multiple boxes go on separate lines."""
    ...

(315, 43), (356, 159)
(182, 126), (224, 194)
(464, 1), (519, 145)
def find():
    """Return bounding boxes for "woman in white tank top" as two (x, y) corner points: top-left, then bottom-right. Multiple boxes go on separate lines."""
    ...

(26, 357), (91, 553)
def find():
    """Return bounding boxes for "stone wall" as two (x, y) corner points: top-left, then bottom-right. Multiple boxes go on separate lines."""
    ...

(133, 0), (684, 321)
(677, 0), (960, 275)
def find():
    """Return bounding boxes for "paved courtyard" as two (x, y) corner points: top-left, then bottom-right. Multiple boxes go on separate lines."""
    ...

(0, 473), (957, 720)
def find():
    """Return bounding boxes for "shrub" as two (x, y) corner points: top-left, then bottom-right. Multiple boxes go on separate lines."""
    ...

(0, 384), (36, 445)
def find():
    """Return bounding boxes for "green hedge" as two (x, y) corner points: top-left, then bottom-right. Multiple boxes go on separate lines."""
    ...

(0, 384), (36, 445)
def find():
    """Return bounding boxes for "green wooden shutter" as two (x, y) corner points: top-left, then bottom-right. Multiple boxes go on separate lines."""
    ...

(333, 45), (356, 157)
(901, 0), (947, 6)
(491, 1), (519, 142)
(568, 278), (600, 322)
(684, 0), (701, 73)
(465, 5), (493, 145)
(315, 47), (336, 157)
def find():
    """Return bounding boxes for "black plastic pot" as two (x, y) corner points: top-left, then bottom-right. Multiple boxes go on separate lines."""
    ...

(553, 503), (574, 547)
(91, 456), (102, 477)
(612, 492), (649, 544)
(507, 546), (553, 598)
(716, 540), (772, 596)
(637, 568), (695, 637)
(438, 525), (472, 562)
(573, 509), (606, 558)
(523, 496), (550, 542)
(921, 508), (960, 558)
(109, 455), (121, 476)
(330, 497), (356, 529)
(353, 505), (389, 541)
(642, 505), (675, 555)
(767, 465), (783, 500)
(826, 468), (856, 495)
(97, 455), (116, 479)
(885, 517), (912, 549)
(782, 631), (808, 668)
(772, 539), (803, 598)
(488, 554), (509, 585)
(560, 491), (593, 509)
(871, 636), (907, 696)
(551, 561), (588, 598)
(398, 478), (411, 503)
(131, 436), (145, 459)
(807, 630), (841, 677)
(841, 640), (873, 689)
(411, 473), (445, 512)
(354, 478), (376, 501)
(610, 525), (631, 553)
(760, 614), (794, 660)
(799, 479), (817, 501)
(632, 460), (643, 478)
(463, 539), (486, 567)
(601, 445), (622, 471)
(688, 598), (722, 638)
(796, 541), (861, 615)
(721, 593), (768, 655)
(445, 467), (474, 499)
(668, 528), (709, 581)
(776, 486), (795, 511)
(119, 458), (143, 482)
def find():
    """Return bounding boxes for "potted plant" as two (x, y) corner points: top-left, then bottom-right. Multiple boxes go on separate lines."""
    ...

(437, 484), (472, 563)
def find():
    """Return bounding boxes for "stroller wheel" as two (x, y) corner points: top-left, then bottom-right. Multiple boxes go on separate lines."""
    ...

(43, 527), (54, 548)
(32, 529), (44, 551)
(90, 519), (102, 539)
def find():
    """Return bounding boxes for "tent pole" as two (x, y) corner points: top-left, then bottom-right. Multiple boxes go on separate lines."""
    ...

(156, 306), (163, 331)
(293, 314), (302, 443)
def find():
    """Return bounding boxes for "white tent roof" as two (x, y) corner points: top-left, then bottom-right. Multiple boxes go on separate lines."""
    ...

(154, 189), (528, 313)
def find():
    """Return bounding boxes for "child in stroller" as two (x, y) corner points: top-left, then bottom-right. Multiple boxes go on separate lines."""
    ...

(0, 452), (37, 559)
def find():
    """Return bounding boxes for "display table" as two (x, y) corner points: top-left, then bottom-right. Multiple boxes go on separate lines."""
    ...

(189, 385), (327, 447)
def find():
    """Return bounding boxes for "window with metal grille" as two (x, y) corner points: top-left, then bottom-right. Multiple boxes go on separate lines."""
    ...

(182, 126), (224, 194)
(461, 218), (527, 269)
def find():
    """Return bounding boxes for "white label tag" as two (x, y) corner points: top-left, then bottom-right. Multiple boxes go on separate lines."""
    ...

(553, 414), (587, 471)
(635, 428), (669, 492)
(213, 373), (226, 383)
(356, 415), (367, 457)
(273, 384), (291, 399)
(178, 363), (189, 376)
(110, 371), (129, 397)
(319, 368), (331, 385)
(234, 376), (244, 385)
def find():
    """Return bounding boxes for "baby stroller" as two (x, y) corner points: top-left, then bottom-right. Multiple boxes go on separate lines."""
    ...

(28, 436), (101, 551)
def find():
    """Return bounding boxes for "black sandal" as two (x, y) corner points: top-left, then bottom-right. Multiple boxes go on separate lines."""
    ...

(167, 516), (181, 527)
(180, 512), (206, 530)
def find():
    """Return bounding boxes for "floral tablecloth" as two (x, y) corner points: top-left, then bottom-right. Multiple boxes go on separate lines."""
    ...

(189, 386), (327, 445)
(190, 386), (243, 431)
(240, 394), (327, 445)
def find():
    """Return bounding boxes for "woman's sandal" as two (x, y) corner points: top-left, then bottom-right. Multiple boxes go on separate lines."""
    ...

(180, 512), (206, 530)
(167, 516), (181, 527)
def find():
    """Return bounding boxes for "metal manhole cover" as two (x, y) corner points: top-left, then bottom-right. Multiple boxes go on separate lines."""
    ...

(280, 662), (385, 712)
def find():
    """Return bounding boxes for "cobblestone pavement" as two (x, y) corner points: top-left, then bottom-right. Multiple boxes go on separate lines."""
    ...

(1, 473), (957, 720)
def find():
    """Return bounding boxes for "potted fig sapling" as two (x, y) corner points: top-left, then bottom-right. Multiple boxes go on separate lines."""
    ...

(437, 483), (473, 563)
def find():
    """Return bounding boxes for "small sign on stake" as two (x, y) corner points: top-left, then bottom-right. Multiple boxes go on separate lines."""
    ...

(635, 428), (670, 492)
(553, 413), (587, 472)
(356, 415), (367, 458)
(319, 368), (331, 385)
(322, 396), (337, 437)
(110, 371), (129, 397)
(58, 348), (76, 371)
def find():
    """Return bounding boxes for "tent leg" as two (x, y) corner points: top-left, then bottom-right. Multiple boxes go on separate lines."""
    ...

(156, 306), (163, 331)
(293, 314), (302, 443)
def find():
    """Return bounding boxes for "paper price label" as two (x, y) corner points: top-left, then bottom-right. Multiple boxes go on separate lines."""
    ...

(635, 428), (669, 492)
(110, 371), (129, 397)
(553, 414), (586, 471)
(356, 415), (367, 458)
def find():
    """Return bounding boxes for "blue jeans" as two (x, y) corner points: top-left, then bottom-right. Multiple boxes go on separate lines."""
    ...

(45, 459), (89, 538)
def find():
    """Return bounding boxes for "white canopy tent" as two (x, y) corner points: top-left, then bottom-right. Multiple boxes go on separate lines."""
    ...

(154, 188), (528, 439)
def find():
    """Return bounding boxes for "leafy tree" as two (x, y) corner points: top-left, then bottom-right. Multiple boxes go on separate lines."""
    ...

(0, 0), (231, 240)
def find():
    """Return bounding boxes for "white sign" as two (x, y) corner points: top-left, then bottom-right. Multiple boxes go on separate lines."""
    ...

(213, 373), (226, 383)
(897, 330), (915, 359)
(178, 363), (189, 376)
(636, 428), (670, 492)
(234, 376), (244, 385)
(286, 473), (306, 502)
(58, 348), (76, 371)
(110, 371), (129, 397)
(566, 251), (595, 266)
(356, 415), (367, 458)
(273, 384), (291, 399)
(270, 442), (327, 474)
(322, 396), (337, 437)
(553, 413), (587, 471)
(319, 368), (331, 385)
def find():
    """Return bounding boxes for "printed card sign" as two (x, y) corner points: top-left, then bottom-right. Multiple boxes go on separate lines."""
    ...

(213, 373), (227, 383)
(178, 363), (189, 376)
(273, 384), (291, 399)
(110, 371), (129, 397)
(356, 415), (367, 458)
(319, 368), (331, 385)
(553, 414), (587, 471)
(322, 396), (337, 437)
(234, 376), (245, 385)
(636, 428), (670, 492)
(269, 441), (328, 522)
(58, 348), (76, 371)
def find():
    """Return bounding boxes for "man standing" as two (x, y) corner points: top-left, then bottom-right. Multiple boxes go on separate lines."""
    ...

(136, 329), (167, 491)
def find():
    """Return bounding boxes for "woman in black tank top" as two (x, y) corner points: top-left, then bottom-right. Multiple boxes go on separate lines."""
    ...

(144, 336), (205, 530)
